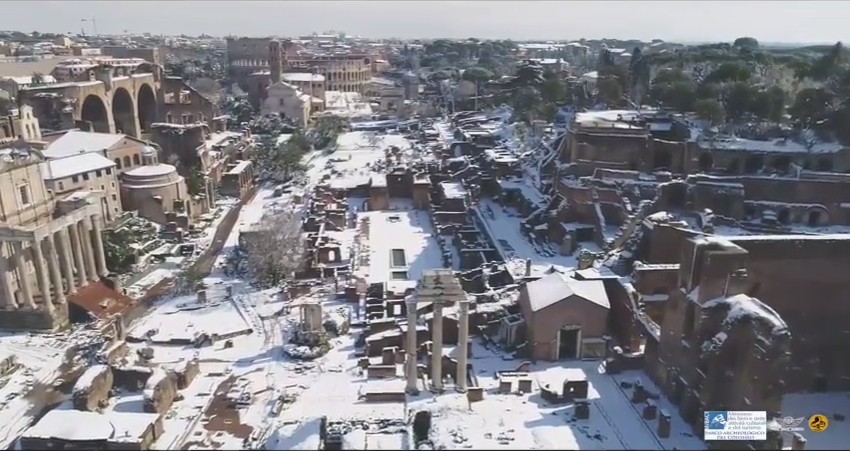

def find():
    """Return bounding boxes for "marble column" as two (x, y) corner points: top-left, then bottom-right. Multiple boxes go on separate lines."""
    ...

(58, 229), (76, 295)
(31, 237), (53, 308)
(13, 242), (35, 309)
(46, 233), (66, 304)
(0, 243), (17, 310)
(431, 302), (444, 392)
(80, 221), (98, 282)
(69, 224), (88, 287)
(405, 298), (419, 394)
(90, 215), (108, 277)
(456, 300), (470, 392)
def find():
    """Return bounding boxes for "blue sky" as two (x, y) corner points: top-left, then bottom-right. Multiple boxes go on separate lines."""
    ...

(1, 1), (845, 44)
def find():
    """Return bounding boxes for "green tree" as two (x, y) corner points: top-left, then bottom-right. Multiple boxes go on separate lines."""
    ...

(694, 98), (726, 125)
(733, 37), (760, 50)
(461, 66), (494, 109)
(540, 71), (568, 104)
(789, 87), (835, 128)
(513, 60), (545, 88)
(703, 62), (752, 84)
(312, 115), (349, 150)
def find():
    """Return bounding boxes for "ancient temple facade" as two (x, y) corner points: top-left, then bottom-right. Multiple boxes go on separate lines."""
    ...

(0, 146), (109, 330)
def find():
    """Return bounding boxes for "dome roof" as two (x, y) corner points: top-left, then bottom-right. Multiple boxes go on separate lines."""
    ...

(140, 145), (157, 156)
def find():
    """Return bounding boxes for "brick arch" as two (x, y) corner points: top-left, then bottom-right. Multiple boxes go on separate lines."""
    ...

(80, 94), (110, 133)
(136, 83), (157, 134)
(111, 87), (137, 137)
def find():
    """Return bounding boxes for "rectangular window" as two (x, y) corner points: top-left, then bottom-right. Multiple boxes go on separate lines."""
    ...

(106, 167), (112, 175)
(112, 194), (118, 201)
(18, 185), (30, 206)
(71, 175), (79, 183)
(82, 172), (90, 181)
(683, 301), (696, 339)
(390, 271), (408, 281)
(58, 182), (64, 191)
(390, 249), (407, 267)
(95, 169), (102, 177)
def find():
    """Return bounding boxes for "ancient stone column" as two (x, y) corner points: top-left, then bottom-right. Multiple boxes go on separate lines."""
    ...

(68, 223), (88, 288)
(58, 228), (76, 295)
(80, 221), (98, 282)
(13, 242), (35, 309)
(0, 243), (17, 310)
(456, 300), (470, 392)
(90, 215), (108, 277)
(46, 234), (66, 304)
(30, 237), (53, 308)
(431, 302), (444, 392)
(405, 298), (419, 394)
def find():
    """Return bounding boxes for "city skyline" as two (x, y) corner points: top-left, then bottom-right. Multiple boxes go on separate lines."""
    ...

(1, 1), (846, 44)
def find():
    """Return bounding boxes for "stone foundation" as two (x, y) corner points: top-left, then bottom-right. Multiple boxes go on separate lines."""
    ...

(0, 304), (69, 331)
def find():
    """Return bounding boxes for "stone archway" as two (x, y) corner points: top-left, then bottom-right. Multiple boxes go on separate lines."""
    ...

(698, 153), (714, 172)
(80, 95), (110, 133)
(137, 83), (157, 134)
(111, 88), (137, 137)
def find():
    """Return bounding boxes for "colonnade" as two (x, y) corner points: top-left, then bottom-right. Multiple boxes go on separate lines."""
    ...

(405, 298), (471, 394)
(0, 214), (108, 310)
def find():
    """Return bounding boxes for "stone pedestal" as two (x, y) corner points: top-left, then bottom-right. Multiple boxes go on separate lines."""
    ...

(658, 410), (671, 438)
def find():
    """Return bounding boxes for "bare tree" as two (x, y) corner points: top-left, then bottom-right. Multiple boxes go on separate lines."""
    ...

(243, 209), (305, 287)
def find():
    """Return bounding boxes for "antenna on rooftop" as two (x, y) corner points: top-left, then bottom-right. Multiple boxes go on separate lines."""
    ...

(81, 17), (97, 36)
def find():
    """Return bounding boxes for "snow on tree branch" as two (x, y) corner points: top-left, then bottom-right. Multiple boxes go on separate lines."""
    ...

(242, 209), (305, 287)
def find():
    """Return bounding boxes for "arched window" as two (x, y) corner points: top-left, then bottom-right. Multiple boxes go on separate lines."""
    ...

(698, 153), (714, 172)
(133, 154), (141, 166)
(114, 158), (122, 169)
(123, 156), (131, 168)
(743, 155), (764, 174)
(816, 158), (834, 172)
(777, 208), (791, 224)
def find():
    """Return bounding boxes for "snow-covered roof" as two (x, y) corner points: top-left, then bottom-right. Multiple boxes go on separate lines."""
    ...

(574, 109), (646, 130)
(124, 163), (176, 178)
(440, 181), (465, 199)
(22, 409), (160, 443)
(44, 130), (126, 158)
(524, 272), (610, 312)
(283, 72), (326, 82)
(697, 136), (844, 154)
(73, 364), (109, 394)
(40, 151), (115, 180)
(702, 293), (788, 336)
(1, 74), (57, 85)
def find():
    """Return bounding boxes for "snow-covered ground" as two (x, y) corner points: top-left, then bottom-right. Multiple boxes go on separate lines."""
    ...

(302, 131), (427, 191)
(475, 199), (603, 277)
(360, 205), (445, 293)
(323, 91), (373, 119)
(122, 197), (241, 298)
(266, 335), (706, 450)
(0, 328), (105, 448)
